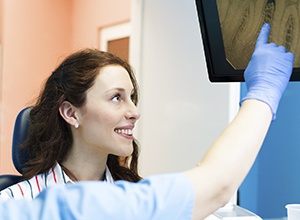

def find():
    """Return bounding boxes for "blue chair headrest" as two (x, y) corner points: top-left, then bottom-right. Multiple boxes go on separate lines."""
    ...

(12, 107), (32, 174)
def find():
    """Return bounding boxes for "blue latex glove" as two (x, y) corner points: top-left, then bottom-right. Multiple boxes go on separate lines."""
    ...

(241, 23), (294, 120)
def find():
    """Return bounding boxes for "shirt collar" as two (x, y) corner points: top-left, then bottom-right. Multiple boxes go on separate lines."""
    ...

(56, 163), (114, 184)
(104, 166), (114, 183)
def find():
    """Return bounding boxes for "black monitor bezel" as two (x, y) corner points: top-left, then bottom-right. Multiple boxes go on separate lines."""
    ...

(195, 0), (300, 82)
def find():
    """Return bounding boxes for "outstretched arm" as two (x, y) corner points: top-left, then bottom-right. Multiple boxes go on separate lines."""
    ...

(185, 23), (294, 219)
(187, 99), (272, 219)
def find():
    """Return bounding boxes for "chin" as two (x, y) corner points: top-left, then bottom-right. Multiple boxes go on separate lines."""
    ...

(113, 142), (134, 157)
(119, 146), (134, 157)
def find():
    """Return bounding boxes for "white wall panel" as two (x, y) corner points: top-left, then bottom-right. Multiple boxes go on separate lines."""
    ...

(130, 0), (240, 177)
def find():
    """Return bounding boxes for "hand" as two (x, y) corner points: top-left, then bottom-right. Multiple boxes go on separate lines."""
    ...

(241, 23), (294, 120)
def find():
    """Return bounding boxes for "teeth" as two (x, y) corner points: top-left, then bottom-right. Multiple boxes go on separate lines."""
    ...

(115, 129), (133, 135)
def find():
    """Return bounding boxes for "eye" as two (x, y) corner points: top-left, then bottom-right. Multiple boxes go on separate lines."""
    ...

(131, 93), (137, 104)
(131, 93), (135, 101)
(112, 94), (121, 102)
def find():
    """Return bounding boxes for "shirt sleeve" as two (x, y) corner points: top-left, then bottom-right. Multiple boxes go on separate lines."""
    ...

(0, 172), (195, 220)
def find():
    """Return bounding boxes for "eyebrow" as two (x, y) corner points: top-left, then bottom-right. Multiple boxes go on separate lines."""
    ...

(105, 87), (135, 94)
(106, 88), (125, 93)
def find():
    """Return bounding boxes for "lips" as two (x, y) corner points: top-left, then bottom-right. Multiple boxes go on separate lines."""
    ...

(114, 125), (134, 139)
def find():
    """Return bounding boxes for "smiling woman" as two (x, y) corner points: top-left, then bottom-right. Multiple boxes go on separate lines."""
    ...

(0, 48), (142, 201)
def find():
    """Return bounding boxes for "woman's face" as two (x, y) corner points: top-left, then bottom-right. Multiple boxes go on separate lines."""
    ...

(76, 65), (140, 157)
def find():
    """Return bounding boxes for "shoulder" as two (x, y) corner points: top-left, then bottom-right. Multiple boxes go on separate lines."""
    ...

(126, 173), (195, 219)
(0, 179), (33, 201)
(0, 171), (48, 201)
(0, 173), (194, 219)
(43, 172), (194, 219)
(0, 163), (70, 201)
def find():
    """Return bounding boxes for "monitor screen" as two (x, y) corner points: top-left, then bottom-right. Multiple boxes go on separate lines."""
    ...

(195, 0), (300, 82)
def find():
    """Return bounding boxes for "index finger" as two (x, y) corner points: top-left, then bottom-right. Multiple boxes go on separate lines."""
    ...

(255, 23), (271, 49)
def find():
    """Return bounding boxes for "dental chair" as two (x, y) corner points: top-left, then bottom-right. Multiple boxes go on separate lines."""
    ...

(0, 107), (31, 191)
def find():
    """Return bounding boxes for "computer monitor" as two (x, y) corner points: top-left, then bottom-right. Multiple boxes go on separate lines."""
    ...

(195, 0), (300, 82)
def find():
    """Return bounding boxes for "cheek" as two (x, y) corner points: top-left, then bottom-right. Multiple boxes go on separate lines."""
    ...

(82, 109), (118, 131)
(80, 115), (110, 145)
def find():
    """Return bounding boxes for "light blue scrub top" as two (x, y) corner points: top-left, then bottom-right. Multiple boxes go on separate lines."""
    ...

(0, 173), (194, 220)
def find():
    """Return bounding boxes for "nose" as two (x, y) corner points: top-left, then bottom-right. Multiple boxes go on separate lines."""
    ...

(125, 102), (140, 122)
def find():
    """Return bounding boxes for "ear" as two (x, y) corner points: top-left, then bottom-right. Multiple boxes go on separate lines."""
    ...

(59, 101), (79, 127)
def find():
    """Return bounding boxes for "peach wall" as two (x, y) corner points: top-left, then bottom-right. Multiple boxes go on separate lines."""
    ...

(0, 0), (2, 43)
(0, 0), (72, 174)
(71, 0), (130, 50)
(0, 0), (130, 175)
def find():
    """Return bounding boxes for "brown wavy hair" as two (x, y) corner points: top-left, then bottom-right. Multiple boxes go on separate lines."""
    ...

(22, 48), (142, 182)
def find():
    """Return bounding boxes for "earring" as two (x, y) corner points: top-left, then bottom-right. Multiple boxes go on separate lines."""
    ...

(74, 123), (79, 128)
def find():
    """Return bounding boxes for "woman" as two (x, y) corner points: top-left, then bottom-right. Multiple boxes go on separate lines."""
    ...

(0, 49), (142, 200)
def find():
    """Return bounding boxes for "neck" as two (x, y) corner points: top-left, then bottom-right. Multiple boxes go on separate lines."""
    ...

(61, 148), (108, 181)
